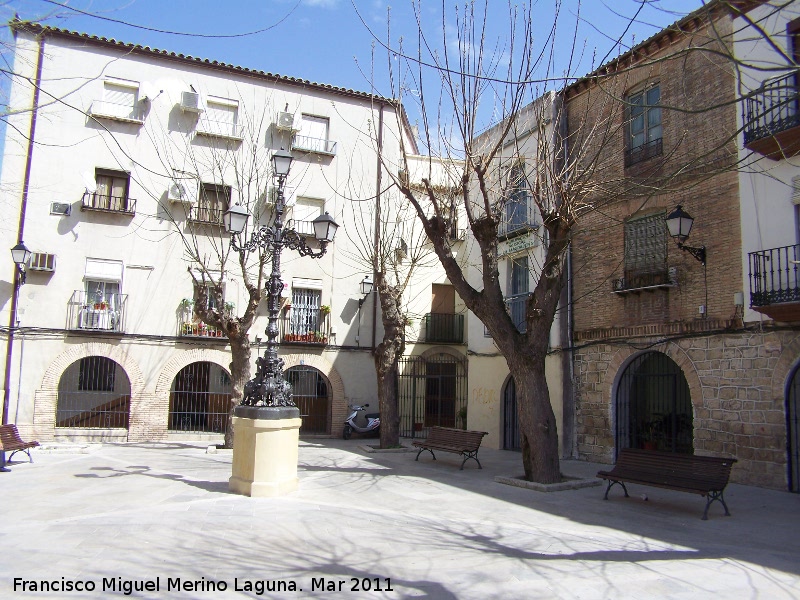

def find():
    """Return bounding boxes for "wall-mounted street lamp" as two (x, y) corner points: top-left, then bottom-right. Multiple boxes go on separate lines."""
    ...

(10, 241), (31, 285)
(224, 149), (339, 408)
(666, 205), (708, 317)
(358, 275), (374, 308)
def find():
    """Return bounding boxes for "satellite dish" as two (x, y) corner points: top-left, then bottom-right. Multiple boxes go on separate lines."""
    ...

(81, 172), (97, 194)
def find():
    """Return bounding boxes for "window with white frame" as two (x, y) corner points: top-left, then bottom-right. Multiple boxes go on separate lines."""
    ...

(291, 197), (324, 235)
(193, 282), (223, 312)
(294, 114), (334, 154)
(88, 168), (131, 213)
(91, 79), (141, 122)
(501, 162), (530, 238)
(198, 97), (241, 139)
(507, 256), (530, 333)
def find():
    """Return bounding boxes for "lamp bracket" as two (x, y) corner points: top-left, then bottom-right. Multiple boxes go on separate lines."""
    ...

(678, 243), (706, 265)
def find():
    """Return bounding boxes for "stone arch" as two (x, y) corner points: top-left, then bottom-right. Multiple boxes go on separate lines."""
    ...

(605, 342), (703, 456)
(33, 342), (145, 441)
(418, 346), (467, 361)
(770, 333), (800, 411)
(282, 353), (346, 436)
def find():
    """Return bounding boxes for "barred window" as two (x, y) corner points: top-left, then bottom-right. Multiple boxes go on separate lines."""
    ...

(624, 212), (667, 276)
(79, 356), (116, 392)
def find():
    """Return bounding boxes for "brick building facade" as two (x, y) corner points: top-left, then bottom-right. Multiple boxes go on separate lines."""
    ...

(565, 3), (799, 490)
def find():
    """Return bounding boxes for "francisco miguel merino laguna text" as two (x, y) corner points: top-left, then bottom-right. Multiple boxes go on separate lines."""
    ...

(13, 577), (301, 595)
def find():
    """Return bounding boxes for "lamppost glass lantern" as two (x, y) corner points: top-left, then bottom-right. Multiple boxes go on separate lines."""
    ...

(271, 148), (293, 179)
(361, 275), (373, 296)
(666, 205), (694, 243)
(223, 203), (250, 235)
(10, 241), (31, 268)
(312, 212), (339, 243)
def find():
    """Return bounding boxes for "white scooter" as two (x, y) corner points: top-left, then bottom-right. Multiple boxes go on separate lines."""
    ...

(343, 404), (380, 439)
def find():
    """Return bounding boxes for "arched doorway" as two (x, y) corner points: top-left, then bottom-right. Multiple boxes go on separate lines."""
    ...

(616, 351), (693, 454)
(168, 362), (231, 433)
(787, 365), (800, 493)
(286, 366), (331, 435)
(503, 377), (520, 451)
(56, 356), (131, 428)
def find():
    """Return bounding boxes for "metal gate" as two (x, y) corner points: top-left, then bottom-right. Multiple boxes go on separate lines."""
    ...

(168, 362), (232, 433)
(285, 366), (330, 435)
(616, 352), (693, 455)
(397, 353), (467, 438)
(503, 377), (520, 451)
(787, 365), (800, 493)
(56, 356), (130, 428)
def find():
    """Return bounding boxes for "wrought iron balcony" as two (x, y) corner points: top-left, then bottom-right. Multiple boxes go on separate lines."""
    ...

(749, 243), (800, 321)
(422, 313), (464, 343)
(624, 137), (663, 167)
(291, 134), (337, 155)
(89, 100), (144, 124)
(188, 206), (226, 226)
(280, 309), (330, 345)
(499, 195), (539, 240)
(81, 191), (136, 215)
(195, 118), (244, 141)
(743, 73), (800, 159)
(68, 291), (127, 333)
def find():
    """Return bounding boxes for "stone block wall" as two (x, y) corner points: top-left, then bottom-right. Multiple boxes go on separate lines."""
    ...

(574, 328), (800, 489)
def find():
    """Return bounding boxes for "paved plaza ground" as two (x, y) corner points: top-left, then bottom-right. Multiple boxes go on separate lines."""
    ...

(1, 438), (799, 599)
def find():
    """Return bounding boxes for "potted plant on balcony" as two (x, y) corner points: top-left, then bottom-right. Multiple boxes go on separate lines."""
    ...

(320, 304), (331, 316)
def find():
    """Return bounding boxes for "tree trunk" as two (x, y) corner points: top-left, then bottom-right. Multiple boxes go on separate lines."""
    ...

(223, 331), (252, 448)
(509, 351), (561, 483)
(375, 354), (401, 448)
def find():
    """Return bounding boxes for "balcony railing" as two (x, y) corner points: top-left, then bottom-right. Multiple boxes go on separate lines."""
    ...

(499, 195), (539, 239)
(422, 313), (464, 343)
(188, 206), (226, 225)
(81, 191), (136, 215)
(89, 100), (144, 124)
(744, 73), (800, 146)
(506, 293), (529, 333)
(179, 322), (226, 338)
(67, 291), (127, 333)
(612, 267), (677, 294)
(624, 137), (663, 167)
(287, 219), (316, 236)
(195, 118), (244, 141)
(280, 309), (329, 345)
(749, 243), (800, 308)
(291, 134), (337, 155)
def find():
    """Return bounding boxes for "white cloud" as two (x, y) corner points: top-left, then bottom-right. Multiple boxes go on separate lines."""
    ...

(303, 0), (340, 8)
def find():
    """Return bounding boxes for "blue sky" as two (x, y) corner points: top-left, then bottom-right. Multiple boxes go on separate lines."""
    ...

(3, 0), (705, 98)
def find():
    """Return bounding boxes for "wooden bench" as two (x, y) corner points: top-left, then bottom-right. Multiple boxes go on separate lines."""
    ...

(597, 448), (737, 520)
(0, 424), (40, 463)
(413, 426), (488, 470)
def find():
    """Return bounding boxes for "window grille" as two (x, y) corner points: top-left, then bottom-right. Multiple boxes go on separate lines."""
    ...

(624, 212), (667, 277)
(290, 288), (322, 335)
(79, 356), (117, 392)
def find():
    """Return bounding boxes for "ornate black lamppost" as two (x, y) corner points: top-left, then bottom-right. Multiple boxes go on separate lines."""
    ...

(223, 149), (338, 409)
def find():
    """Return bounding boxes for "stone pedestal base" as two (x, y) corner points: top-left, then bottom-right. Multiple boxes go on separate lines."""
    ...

(229, 406), (301, 497)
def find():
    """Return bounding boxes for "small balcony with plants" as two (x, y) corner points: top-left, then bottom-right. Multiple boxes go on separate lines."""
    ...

(749, 243), (800, 321)
(743, 72), (800, 159)
(422, 313), (464, 344)
(177, 299), (230, 339)
(280, 305), (330, 345)
(67, 291), (127, 333)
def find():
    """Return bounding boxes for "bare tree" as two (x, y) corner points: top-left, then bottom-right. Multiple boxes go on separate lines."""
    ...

(377, 0), (754, 482)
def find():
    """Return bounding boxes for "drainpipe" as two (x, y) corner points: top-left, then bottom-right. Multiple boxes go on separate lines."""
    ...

(2, 33), (45, 441)
(371, 103), (384, 351)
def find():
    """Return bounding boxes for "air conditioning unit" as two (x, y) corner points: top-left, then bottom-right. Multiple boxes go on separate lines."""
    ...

(168, 180), (195, 204)
(180, 91), (203, 113)
(613, 278), (626, 291)
(29, 252), (56, 272)
(50, 202), (71, 216)
(276, 111), (297, 131)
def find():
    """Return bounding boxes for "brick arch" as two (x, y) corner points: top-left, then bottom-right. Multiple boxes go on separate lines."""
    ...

(153, 348), (235, 397)
(282, 354), (346, 437)
(418, 346), (468, 361)
(33, 342), (146, 441)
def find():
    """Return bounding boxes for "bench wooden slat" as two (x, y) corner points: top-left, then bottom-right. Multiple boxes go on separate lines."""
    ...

(412, 426), (488, 470)
(597, 448), (737, 520)
(0, 424), (40, 464)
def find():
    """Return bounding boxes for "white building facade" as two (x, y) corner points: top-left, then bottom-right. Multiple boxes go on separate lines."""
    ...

(0, 22), (442, 444)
